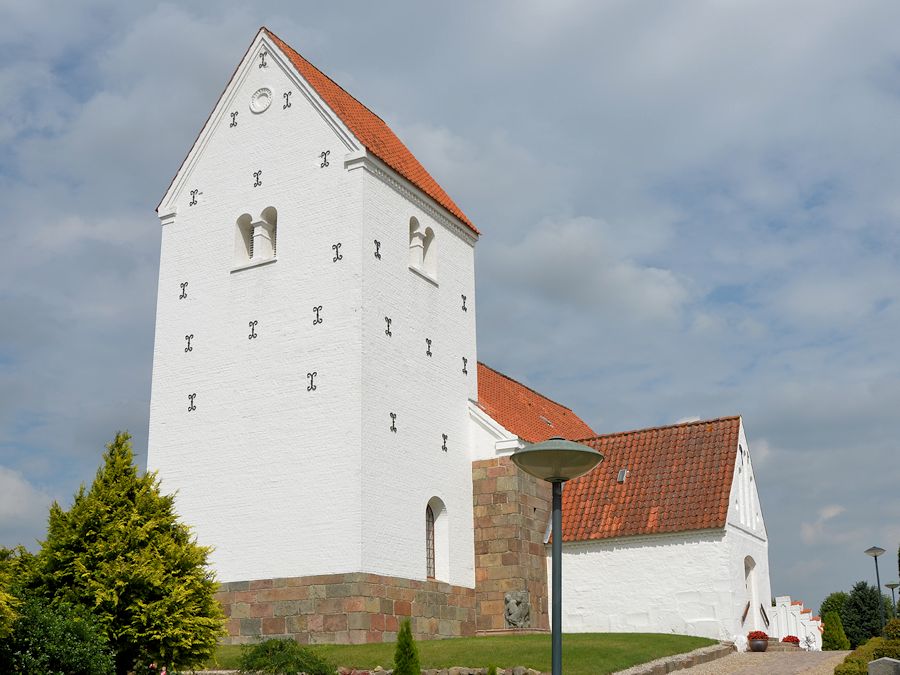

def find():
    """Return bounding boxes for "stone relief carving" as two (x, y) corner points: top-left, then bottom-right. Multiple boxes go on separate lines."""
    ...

(504, 590), (531, 628)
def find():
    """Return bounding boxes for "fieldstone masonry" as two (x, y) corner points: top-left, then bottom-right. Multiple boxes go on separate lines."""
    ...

(215, 572), (475, 645)
(472, 457), (551, 633)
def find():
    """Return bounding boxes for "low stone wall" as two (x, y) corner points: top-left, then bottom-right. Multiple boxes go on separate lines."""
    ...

(215, 572), (476, 644)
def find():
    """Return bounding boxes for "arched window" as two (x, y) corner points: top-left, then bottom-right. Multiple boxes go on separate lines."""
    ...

(422, 226), (436, 277)
(234, 207), (277, 267)
(409, 217), (437, 280)
(425, 505), (435, 579)
(426, 497), (449, 581)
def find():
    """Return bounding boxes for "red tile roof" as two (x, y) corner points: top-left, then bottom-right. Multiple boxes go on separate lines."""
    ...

(561, 417), (741, 542)
(476, 363), (596, 443)
(264, 28), (477, 234)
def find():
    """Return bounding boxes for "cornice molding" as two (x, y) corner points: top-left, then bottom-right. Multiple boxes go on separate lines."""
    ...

(345, 150), (478, 247)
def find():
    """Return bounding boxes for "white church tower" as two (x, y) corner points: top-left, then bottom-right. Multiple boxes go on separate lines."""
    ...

(148, 26), (479, 606)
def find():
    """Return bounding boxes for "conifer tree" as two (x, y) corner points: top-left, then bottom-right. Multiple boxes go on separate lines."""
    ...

(0, 568), (17, 638)
(821, 611), (850, 650)
(31, 432), (224, 675)
(393, 618), (421, 675)
(840, 580), (882, 648)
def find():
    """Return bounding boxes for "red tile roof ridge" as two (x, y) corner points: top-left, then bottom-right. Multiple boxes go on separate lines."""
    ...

(574, 415), (742, 443)
(263, 27), (477, 234)
(477, 361), (580, 416)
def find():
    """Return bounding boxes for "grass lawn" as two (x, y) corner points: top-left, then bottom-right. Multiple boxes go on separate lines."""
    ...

(208, 633), (715, 674)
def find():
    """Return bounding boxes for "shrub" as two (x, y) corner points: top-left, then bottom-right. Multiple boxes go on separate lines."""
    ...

(487, 666), (498, 675)
(837, 637), (886, 674)
(393, 618), (421, 675)
(238, 638), (334, 675)
(0, 597), (114, 675)
(822, 611), (851, 651)
(747, 630), (768, 640)
(873, 642), (900, 660)
(884, 617), (900, 641)
(31, 432), (224, 675)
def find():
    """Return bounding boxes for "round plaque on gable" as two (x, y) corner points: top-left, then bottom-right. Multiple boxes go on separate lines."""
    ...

(249, 88), (273, 114)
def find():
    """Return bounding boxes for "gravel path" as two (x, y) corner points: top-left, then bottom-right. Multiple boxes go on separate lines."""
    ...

(681, 650), (850, 675)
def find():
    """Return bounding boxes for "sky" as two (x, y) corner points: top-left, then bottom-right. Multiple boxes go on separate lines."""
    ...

(2, 0), (899, 615)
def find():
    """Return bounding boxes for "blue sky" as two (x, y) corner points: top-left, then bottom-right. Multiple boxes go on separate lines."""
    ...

(2, 0), (899, 614)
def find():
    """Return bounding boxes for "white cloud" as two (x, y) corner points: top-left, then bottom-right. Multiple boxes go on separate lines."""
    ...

(800, 504), (846, 545)
(0, 467), (53, 548)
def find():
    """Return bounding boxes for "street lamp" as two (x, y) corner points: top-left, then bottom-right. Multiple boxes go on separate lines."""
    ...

(865, 546), (886, 631)
(886, 582), (899, 618)
(511, 437), (604, 675)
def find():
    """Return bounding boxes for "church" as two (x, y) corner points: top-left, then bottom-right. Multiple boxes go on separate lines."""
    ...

(147, 27), (772, 645)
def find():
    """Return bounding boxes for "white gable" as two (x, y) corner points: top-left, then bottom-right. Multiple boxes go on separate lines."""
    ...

(157, 29), (359, 217)
(726, 420), (768, 539)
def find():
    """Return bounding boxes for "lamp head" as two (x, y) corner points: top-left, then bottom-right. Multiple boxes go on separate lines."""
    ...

(865, 546), (886, 558)
(510, 436), (604, 483)
(885, 582), (899, 590)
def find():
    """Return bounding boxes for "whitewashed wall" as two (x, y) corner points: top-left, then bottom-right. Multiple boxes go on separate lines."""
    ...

(355, 150), (478, 588)
(550, 530), (736, 640)
(149, 32), (478, 587)
(771, 596), (823, 650)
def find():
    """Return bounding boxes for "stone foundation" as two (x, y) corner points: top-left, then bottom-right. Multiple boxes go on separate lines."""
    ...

(472, 457), (551, 633)
(215, 572), (475, 644)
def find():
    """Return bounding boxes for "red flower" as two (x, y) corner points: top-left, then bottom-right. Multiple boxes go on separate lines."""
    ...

(781, 635), (800, 644)
(748, 630), (769, 640)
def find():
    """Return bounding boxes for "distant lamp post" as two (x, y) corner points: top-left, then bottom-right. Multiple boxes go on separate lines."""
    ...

(865, 546), (886, 631)
(886, 582), (899, 618)
(511, 437), (604, 675)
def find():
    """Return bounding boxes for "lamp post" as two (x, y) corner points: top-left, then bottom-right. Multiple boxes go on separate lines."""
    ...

(865, 546), (886, 632)
(886, 582), (899, 618)
(510, 437), (604, 675)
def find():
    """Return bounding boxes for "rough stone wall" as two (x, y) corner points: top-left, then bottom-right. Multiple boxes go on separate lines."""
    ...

(472, 457), (551, 633)
(215, 572), (475, 645)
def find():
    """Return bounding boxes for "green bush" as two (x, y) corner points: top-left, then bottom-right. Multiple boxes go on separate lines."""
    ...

(822, 611), (851, 650)
(0, 597), (114, 675)
(872, 640), (900, 660)
(884, 617), (900, 641)
(393, 618), (421, 675)
(834, 663), (863, 675)
(238, 638), (334, 675)
(836, 637), (886, 675)
(487, 666), (498, 675)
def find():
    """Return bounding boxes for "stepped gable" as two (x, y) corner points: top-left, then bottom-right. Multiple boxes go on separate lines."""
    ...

(562, 416), (741, 542)
(264, 28), (476, 233)
(476, 362), (596, 443)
